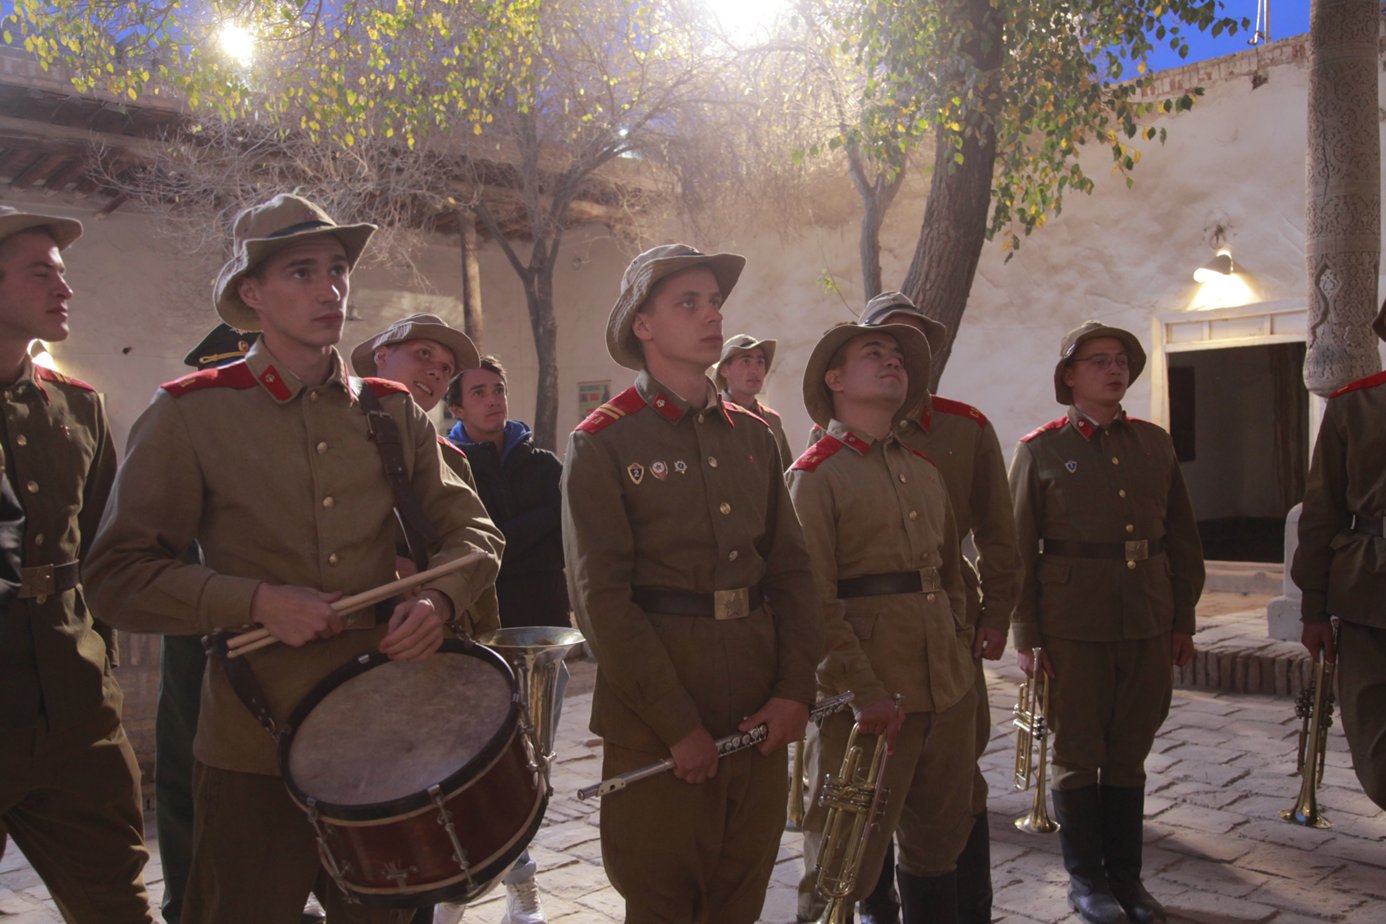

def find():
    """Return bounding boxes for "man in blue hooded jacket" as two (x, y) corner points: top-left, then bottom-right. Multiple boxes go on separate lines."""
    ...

(446, 355), (569, 629)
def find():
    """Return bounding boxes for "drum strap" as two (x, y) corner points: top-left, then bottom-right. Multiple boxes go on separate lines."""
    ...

(203, 631), (279, 738)
(356, 381), (441, 572)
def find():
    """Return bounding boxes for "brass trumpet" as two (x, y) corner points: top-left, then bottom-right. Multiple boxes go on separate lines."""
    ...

(1012, 655), (1059, 834)
(1281, 619), (1339, 829)
(814, 697), (897, 924)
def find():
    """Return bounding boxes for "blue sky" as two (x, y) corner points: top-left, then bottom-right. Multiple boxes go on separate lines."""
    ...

(1142, 0), (1311, 74)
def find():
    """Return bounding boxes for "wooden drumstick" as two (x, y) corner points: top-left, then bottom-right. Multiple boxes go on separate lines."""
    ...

(224, 551), (487, 658)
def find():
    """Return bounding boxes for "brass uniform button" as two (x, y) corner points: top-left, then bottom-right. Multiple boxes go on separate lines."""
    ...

(328, 553), (340, 565)
(1111, 456), (1120, 465)
(908, 511), (919, 520)
(728, 550), (739, 562)
(15, 435), (27, 447)
(1126, 560), (1137, 570)
(322, 496), (335, 509)
(316, 441), (328, 454)
(25, 481), (38, 494)
(719, 502), (732, 515)
(1125, 524), (1135, 534)
(708, 456), (718, 468)
(1118, 489), (1127, 498)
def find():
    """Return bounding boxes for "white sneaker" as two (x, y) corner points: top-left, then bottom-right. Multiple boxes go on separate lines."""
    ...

(501, 877), (546, 924)
(433, 901), (466, 924)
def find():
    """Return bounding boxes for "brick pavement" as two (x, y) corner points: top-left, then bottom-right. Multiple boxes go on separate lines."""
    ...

(3, 613), (1383, 923)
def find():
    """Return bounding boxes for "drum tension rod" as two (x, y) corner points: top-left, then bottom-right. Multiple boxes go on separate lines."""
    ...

(307, 799), (359, 903)
(429, 784), (475, 886)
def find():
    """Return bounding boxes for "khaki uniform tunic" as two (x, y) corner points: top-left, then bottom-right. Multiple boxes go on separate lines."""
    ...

(562, 370), (820, 924)
(725, 394), (793, 471)
(1291, 371), (1386, 807)
(0, 357), (152, 922)
(1010, 407), (1204, 789)
(787, 421), (976, 888)
(86, 341), (503, 776)
(893, 394), (1021, 814)
(438, 437), (501, 632)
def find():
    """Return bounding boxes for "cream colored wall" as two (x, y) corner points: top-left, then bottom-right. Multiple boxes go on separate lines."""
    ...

(15, 34), (1386, 465)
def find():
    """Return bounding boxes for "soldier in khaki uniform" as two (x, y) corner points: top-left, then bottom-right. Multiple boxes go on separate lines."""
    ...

(1292, 298), (1386, 811)
(789, 322), (976, 924)
(562, 243), (821, 923)
(85, 194), (503, 924)
(715, 333), (794, 467)
(0, 206), (154, 923)
(1010, 321), (1203, 924)
(858, 292), (1021, 924)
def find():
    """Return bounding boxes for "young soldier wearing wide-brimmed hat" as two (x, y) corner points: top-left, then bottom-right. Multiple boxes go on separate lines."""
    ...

(1009, 321), (1203, 924)
(714, 333), (794, 468)
(788, 322), (976, 924)
(1293, 296), (1386, 813)
(86, 193), (503, 924)
(562, 243), (821, 923)
(0, 205), (154, 921)
(855, 291), (1021, 924)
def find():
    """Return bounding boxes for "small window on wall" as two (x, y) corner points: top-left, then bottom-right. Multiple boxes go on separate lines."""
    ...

(1168, 365), (1196, 462)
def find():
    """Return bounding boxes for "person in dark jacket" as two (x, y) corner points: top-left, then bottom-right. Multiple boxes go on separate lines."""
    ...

(446, 356), (570, 629)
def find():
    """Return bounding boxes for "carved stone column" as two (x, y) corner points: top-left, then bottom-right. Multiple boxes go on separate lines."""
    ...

(1303, 0), (1381, 396)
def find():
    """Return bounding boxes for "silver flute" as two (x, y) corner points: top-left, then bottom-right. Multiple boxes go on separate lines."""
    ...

(578, 692), (855, 801)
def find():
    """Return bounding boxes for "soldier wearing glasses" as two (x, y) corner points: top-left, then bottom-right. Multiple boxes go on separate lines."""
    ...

(1009, 321), (1203, 924)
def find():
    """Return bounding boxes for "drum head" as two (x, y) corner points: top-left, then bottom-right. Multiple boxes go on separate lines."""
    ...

(285, 644), (515, 807)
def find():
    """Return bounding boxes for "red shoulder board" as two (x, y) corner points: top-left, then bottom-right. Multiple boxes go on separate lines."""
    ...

(1020, 417), (1068, 443)
(1330, 370), (1386, 399)
(437, 436), (467, 457)
(758, 403), (782, 421)
(724, 401), (768, 427)
(35, 367), (96, 392)
(361, 377), (410, 398)
(575, 387), (646, 434)
(931, 395), (987, 428)
(791, 435), (846, 473)
(161, 362), (257, 397)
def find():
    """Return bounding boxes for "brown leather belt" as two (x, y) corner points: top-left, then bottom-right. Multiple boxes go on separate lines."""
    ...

(632, 585), (764, 620)
(837, 567), (941, 599)
(19, 561), (80, 601)
(1351, 514), (1384, 539)
(1041, 537), (1165, 561)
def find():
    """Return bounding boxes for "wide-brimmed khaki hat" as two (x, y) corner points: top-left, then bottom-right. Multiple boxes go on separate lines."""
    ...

(350, 312), (480, 377)
(213, 194), (376, 332)
(714, 333), (777, 390)
(0, 206), (83, 250)
(1374, 295), (1386, 343)
(606, 243), (746, 370)
(1053, 320), (1147, 404)
(802, 322), (931, 428)
(861, 290), (948, 357)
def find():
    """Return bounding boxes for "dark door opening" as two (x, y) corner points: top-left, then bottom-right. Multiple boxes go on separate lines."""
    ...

(1167, 342), (1308, 562)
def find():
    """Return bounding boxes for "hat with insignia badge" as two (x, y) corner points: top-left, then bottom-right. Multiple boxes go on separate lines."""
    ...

(213, 193), (377, 332)
(0, 205), (83, 250)
(861, 290), (948, 357)
(183, 323), (258, 370)
(349, 312), (480, 377)
(606, 243), (746, 370)
(1054, 320), (1147, 405)
(714, 333), (777, 390)
(802, 321), (932, 428)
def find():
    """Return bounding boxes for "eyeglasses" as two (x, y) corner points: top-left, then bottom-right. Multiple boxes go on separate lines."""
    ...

(1072, 353), (1130, 371)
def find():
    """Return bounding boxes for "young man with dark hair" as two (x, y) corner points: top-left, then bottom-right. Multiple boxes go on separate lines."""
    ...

(86, 193), (503, 924)
(0, 205), (153, 922)
(714, 333), (793, 468)
(562, 243), (821, 923)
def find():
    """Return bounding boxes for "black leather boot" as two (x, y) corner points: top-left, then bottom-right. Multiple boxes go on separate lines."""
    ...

(858, 841), (900, 924)
(1101, 786), (1167, 923)
(954, 812), (993, 924)
(897, 868), (958, 924)
(1050, 786), (1129, 924)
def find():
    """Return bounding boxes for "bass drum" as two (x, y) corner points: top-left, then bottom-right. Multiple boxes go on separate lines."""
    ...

(280, 639), (546, 907)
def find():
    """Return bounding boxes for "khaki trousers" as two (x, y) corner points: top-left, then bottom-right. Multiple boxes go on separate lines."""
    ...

(183, 763), (412, 924)
(1338, 620), (1386, 810)
(970, 657), (992, 814)
(797, 691), (976, 917)
(0, 717), (152, 923)
(1045, 634), (1171, 791)
(599, 740), (787, 924)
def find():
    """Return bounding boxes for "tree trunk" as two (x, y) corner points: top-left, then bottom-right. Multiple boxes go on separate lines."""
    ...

(524, 255), (561, 451)
(458, 211), (485, 350)
(1303, 0), (1380, 396)
(900, 0), (1003, 391)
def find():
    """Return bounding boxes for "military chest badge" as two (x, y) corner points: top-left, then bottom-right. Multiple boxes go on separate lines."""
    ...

(1065, 460), (1078, 473)
(651, 460), (669, 480)
(674, 460), (688, 475)
(627, 462), (644, 485)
